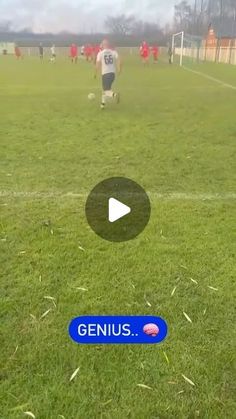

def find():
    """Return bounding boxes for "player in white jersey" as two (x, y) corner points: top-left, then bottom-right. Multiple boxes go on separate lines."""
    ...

(50, 44), (56, 62)
(95, 39), (121, 109)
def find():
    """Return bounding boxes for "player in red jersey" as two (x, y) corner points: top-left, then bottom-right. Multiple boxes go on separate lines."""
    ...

(85, 44), (93, 62)
(84, 45), (89, 61)
(15, 45), (22, 60)
(70, 44), (78, 64)
(93, 44), (101, 63)
(140, 41), (150, 64)
(151, 45), (159, 63)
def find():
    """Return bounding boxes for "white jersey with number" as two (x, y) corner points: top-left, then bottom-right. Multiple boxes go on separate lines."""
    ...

(96, 49), (119, 75)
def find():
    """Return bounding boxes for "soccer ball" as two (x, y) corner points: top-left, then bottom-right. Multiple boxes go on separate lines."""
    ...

(88, 93), (95, 101)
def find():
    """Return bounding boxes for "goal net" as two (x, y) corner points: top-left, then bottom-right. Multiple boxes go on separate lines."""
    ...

(171, 32), (204, 66)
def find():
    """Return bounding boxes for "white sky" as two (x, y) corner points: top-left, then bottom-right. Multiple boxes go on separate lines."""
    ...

(0, 0), (177, 33)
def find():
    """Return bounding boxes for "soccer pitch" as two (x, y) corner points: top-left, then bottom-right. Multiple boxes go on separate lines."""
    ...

(0, 53), (235, 418)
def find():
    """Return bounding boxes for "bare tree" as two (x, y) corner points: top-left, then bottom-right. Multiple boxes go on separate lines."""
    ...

(174, 0), (236, 36)
(174, 1), (192, 32)
(105, 15), (135, 36)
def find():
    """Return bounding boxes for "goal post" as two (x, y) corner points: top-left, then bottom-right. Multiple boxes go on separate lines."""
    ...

(171, 32), (205, 67)
(172, 31), (184, 66)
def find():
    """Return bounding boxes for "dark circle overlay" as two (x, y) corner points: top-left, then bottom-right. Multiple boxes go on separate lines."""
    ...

(85, 177), (151, 242)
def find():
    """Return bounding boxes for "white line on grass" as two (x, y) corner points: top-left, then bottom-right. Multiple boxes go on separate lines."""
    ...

(0, 191), (235, 200)
(183, 66), (236, 91)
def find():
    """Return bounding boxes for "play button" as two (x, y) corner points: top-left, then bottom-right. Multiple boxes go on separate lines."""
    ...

(85, 177), (151, 242)
(109, 198), (131, 223)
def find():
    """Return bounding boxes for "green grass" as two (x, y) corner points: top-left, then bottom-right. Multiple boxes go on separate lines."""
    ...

(0, 53), (236, 419)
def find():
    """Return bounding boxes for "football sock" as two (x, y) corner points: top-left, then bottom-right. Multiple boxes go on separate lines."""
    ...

(102, 93), (106, 105)
(105, 91), (114, 98)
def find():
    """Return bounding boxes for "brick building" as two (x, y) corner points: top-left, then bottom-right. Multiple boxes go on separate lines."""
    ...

(205, 23), (236, 48)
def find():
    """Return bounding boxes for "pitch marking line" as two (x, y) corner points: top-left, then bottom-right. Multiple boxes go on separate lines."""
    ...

(0, 192), (235, 201)
(183, 66), (236, 91)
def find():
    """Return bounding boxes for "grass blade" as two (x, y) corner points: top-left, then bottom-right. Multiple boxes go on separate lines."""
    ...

(190, 278), (198, 284)
(182, 374), (195, 386)
(208, 286), (218, 291)
(137, 384), (153, 390)
(183, 312), (192, 324)
(163, 351), (170, 364)
(40, 309), (51, 320)
(70, 367), (80, 382)
(24, 412), (36, 419)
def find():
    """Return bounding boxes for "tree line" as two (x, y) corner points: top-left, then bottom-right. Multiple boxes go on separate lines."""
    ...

(173, 0), (236, 36)
(0, 0), (236, 45)
(105, 0), (236, 39)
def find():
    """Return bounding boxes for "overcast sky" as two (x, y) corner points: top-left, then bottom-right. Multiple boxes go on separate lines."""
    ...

(0, 0), (178, 33)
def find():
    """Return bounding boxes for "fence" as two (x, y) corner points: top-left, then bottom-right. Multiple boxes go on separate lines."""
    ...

(10, 46), (165, 58)
(20, 47), (69, 57)
(175, 46), (236, 65)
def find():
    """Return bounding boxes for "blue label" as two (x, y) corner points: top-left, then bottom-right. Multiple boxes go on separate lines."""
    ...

(69, 316), (168, 345)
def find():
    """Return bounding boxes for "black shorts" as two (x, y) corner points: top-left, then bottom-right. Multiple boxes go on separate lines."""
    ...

(102, 73), (115, 91)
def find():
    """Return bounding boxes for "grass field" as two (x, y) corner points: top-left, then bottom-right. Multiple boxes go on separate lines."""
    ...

(0, 52), (236, 419)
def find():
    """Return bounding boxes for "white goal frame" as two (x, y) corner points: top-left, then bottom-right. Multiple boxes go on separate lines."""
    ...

(172, 31), (184, 66)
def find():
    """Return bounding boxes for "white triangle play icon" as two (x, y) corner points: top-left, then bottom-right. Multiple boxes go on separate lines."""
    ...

(109, 198), (131, 223)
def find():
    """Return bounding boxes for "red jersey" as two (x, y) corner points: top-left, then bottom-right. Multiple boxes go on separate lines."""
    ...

(15, 46), (21, 57)
(140, 42), (150, 58)
(70, 44), (78, 57)
(152, 46), (159, 56)
(93, 45), (101, 57)
(85, 45), (93, 56)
